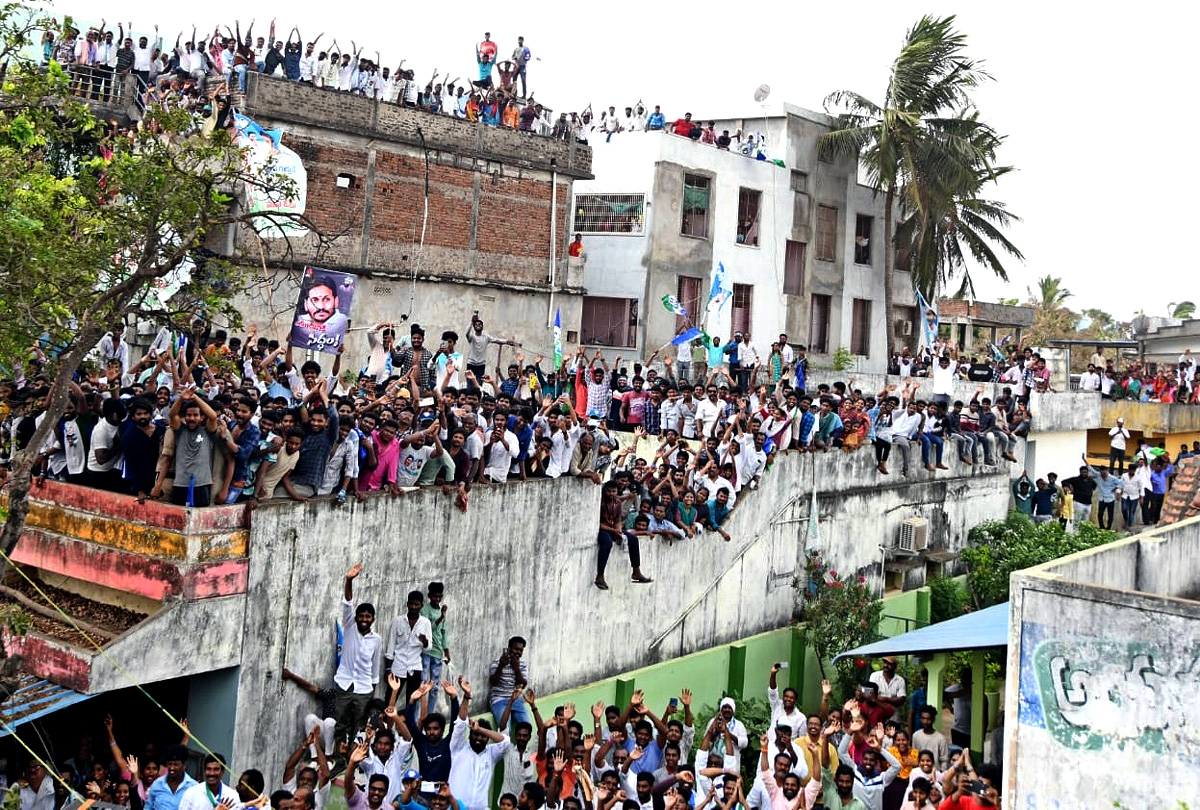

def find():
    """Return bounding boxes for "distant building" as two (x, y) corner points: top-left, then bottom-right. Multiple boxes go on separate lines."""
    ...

(936, 299), (1034, 358)
(571, 104), (905, 373)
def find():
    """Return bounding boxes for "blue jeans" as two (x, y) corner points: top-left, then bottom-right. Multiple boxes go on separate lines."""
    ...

(422, 653), (444, 710)
(516, 64), (527, 96)
(233, 63), (248, 92)
(920, 434), (944, 466)
(223, 485), (244, 504)
(491, 695), (533, 732)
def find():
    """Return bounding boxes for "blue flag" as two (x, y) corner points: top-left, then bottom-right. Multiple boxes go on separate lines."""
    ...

(707, 262), (732, 316)
(672, 327), (704, 345)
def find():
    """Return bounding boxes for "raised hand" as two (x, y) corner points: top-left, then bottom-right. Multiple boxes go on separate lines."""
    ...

(821, 680), (832, 697)
(562, 702), (576, 721)
(349, 740), (369, 765)
(552, 749), (567, 773)
(524, 687), (537, 706)
(458, 675), (472, 698)
(680, 688), (692, 707)
(629, 745), (644, 761)
(387, 672), (403, 692)
(346, 562), (363, 579)
(630, 689), (644, 708)
(592, 700), (605, 721)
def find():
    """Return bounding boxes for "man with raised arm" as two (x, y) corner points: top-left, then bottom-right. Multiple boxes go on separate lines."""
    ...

(333, 563), (381, 756)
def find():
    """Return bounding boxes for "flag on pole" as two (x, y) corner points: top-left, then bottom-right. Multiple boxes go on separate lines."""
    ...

(553, 308), (563, 370)
(916, 290), (939, 351)
(662, 295), (689, 318)
(672, 327), (704, 346)
(707, 262), (733, 316)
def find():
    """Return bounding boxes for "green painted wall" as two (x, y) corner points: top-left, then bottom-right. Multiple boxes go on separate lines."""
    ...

(537, 588), (927, 716)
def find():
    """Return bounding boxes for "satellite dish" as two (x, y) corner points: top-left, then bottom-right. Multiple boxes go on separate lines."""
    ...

(753, 84), (771, 103)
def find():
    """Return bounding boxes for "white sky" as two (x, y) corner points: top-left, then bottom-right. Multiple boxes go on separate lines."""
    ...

(49, 0), (1197, 321)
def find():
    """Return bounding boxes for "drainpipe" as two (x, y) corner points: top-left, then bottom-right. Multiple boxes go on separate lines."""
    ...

(548, 159), (558, 328)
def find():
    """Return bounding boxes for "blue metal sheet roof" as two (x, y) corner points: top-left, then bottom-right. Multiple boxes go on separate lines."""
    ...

(833, 602), (1010, 662)
(0, 675), (94, 736)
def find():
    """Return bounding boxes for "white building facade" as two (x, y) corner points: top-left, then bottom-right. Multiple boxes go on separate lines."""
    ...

(571, 103), (911, 374)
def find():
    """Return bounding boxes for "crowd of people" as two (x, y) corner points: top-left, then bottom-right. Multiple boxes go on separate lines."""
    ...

(44, 19), (554, 134)
(557, 105), (771, 160)
(14, 585), (1001, 810)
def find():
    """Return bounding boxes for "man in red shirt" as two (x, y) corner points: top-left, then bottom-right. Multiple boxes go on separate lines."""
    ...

(940, 749), (1000, 809)
(568, 234), (584, 258)
(671, 112), (694, 136)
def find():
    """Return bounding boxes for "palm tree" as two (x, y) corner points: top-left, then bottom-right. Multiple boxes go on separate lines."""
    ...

(1028, 275), (1071, 310)
(1170, 301), (1195, 320)
(820, 15), (1002, 353)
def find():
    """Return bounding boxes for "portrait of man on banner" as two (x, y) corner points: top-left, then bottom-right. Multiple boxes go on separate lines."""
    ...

(290, 267), (355, 354)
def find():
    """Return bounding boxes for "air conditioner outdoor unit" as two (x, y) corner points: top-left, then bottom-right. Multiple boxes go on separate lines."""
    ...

(898, 518), (929, 552)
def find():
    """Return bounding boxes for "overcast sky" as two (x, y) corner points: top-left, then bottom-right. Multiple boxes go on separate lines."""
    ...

(50, 0), (1196, 322)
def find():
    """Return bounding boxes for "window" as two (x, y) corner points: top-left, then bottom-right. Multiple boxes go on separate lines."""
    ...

(736, 188), (761, 246)
(784, 241), (806, 296)
(572, 193), (646, 234)
(677, 276), (701, 332)
(894, 305), (917, 347)
(851, 299), (872, 356)
(681, 174), (710, 238)
(732, 284), (754, 336)
(854, 214), (873, 264)
(816, 205), (837, 262)
(809, 294), (831, 354)
(581, 296), (638, 348)
(790, 171), (808, 193)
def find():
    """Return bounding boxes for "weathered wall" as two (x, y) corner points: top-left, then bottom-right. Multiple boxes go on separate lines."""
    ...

(1101, 398), (1200, 435)
(231, 447), (1010, 780)
(1006, 517), (1200, 808)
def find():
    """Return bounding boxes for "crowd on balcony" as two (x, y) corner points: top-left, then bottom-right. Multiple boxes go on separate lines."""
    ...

(17, 609), (999, 810)
(44, 19), (554, 135)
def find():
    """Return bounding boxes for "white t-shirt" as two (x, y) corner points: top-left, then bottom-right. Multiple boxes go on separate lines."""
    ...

(87, 419), (123, 472)
(696, 399), (723, 437)
(483, 430), (518, 482)
(133, 44), (153, 71)
(869, 670), (907, 701)
(395, 444), (434, 486)
(931, 360), (958, 395)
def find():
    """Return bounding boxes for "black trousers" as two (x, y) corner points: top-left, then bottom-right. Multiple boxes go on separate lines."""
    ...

(1097, 500), (1115, 529)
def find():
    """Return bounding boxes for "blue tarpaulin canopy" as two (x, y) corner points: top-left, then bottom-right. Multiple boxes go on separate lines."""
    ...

(0, 675), (94, 737)
(833, 602), (1009, 662)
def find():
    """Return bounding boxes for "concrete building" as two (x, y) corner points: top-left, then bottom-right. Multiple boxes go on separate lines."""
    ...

(1132, 315), (1199, 370)
(224, 73), (593, 374)
(571, 104), (908, 372)
(1005, 512), (1200, 807)
(936, 298), (1034, 356)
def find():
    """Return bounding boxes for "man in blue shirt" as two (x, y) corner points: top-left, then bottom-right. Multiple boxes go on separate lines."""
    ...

(144, 745), (197, 810)
(646, 105), (666, 130)
(1085, 455), (1121, 529)
(707, 487), (733, 541)
(1145, 458), (1175, 524)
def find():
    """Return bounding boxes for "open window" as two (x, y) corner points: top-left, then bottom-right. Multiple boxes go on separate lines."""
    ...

(736, 188), (761, 246)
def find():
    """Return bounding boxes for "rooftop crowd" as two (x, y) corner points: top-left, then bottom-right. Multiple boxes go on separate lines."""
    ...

(13, 574), (1000, 810)
(45, 18), (554, 134)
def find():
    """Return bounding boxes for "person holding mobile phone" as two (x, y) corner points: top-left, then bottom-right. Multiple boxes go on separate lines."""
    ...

(767, 662), (804, 735)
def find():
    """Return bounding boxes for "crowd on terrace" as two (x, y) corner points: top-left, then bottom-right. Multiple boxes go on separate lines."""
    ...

(13, 577), (1000, 810)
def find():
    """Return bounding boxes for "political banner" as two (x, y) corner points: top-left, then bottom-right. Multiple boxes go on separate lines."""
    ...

(235, 113), (308, 239)
(290, 267), (355, 354)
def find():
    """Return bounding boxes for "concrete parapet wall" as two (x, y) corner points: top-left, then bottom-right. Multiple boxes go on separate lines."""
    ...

(231, 447), (1010, 780)
(1101, 398), (1200, 435)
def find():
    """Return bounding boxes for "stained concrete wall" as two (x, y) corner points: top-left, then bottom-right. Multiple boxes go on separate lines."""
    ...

(230, 447), (1010, 781)
(1006, 516), (1200, 807)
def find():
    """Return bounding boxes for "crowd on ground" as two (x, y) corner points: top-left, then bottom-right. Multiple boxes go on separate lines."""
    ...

(43, 19), (554, 134)
(13, 576), (1001, 810)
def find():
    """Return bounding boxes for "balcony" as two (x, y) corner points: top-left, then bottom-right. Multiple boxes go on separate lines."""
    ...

(1100, 399), (1200, 436)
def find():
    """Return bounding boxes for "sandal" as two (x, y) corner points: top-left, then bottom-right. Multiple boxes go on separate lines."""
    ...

(595, 579), (610, 590)
(631, 575), (653, 584)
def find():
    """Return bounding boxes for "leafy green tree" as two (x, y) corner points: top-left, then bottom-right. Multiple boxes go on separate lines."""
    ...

(1027, 275), (1071, 311)
(1170, 301), (1195, 320)
(0, 8), (321, 577)
(960, 514), (1117, 608)
(796, 552), (883, 701)
(820, 15), (1015, 352)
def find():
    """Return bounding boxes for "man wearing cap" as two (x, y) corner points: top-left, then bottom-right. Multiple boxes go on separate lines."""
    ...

(333, 563), (382, 755)
(702, 698), (749, 752)
(1108, 417), (1129, 473)
(867, 657), (907, 715)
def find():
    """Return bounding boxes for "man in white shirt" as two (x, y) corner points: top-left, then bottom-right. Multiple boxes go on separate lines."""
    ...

(930, 351), (958, 408)
(86, 398), (126, 491)
(334, 564), (382, 756)
(890, 401), (923, 476)
(695, 386), (724, 439)
(448, 680), (510, 810)
(1078, 364), (1101, 393)
(299, 42), (317, 83)
(384, 591), (433, 712)
(766, 663), (804, 733)
(18, 761), (55, 810)
(361, 724), (414, 805)
(538, 399), (581, 478)
(1108, 417), (1129, 472)
(482, 412), (519, 483)
(868, 656), (907, 713)
(177, 754), (240, 810)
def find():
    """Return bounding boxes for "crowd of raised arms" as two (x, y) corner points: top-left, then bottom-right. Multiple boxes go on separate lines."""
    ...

(14, 575), (1002, 810)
